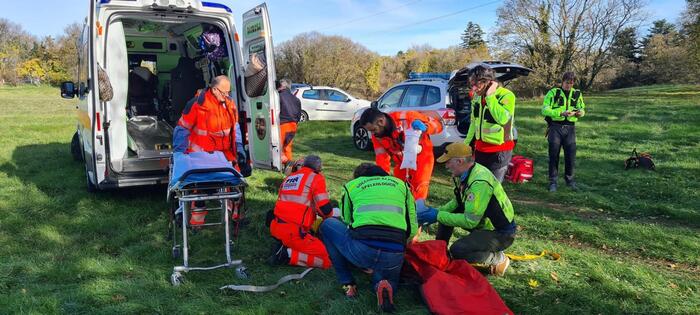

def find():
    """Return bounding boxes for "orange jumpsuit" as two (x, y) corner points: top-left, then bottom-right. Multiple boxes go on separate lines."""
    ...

(371, 111), (442, 200)
(270, 166), (332, 269)
(177, 89), (239, 162)
(280, 122), (298, 164)
(177, 89), (240, 225)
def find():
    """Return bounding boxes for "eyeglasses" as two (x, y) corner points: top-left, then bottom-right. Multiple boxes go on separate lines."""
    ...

(214, 87), (233, 100)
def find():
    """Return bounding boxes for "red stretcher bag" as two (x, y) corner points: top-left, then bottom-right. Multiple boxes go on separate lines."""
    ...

(506, 155), (533, 183)
(404, 241), (513, 315)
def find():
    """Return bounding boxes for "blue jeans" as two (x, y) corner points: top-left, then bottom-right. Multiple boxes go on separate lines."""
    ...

(320, 218), (404, 291)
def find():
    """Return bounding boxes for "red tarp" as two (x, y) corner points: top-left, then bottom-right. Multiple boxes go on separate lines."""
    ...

(404, 240), (513, 315)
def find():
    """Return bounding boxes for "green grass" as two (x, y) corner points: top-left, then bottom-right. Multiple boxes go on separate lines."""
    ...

(0, 84), (699, 314)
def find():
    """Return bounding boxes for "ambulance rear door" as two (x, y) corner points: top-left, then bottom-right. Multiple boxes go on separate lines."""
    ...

(241, 3), (282, 171)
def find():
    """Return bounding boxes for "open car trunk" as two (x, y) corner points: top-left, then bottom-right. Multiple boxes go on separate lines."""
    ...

(448, 61), (533, 135)
(103, 15), (235, 174)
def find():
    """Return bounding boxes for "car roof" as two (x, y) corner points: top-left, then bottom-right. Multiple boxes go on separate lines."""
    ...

(393, 80), (447, 89)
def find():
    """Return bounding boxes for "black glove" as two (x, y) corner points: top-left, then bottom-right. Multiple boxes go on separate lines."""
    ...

(237, 151), (252, 177)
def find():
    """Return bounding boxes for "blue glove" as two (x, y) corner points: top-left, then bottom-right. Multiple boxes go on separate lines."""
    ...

(415, 198), (427, 212)
(411, 120), (427, 132)
(172, 126), (190, 153)
(417, 207), (438, 225)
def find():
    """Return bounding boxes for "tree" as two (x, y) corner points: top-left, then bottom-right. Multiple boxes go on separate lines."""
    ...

(611, 27), (640, 62)
(494, 0), (646, 91)
(639, 32), (693, 84)
(274, 32), (376, 96)
(364, 58), (381, 96)
(0, 18), (37, 85)
(681, 0), (700, 71)
(16, 58), (45, 84)
(460, 22), (486, 49)
(641, 19), (680, 50)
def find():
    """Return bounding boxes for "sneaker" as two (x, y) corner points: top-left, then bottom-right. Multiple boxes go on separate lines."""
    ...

(490, 256), (510, 277)
(267, 242), (289, 266)
(342, 283), (358, 298)
(548, 183), (557, 192)
(376, 280), (395, 313)
(567, 181), (578, 191)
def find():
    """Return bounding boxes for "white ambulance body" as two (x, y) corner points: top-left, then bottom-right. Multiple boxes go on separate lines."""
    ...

(61, 0), (282, 191)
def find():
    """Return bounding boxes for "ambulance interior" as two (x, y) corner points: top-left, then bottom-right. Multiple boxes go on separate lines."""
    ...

(103, 17), (238, 173)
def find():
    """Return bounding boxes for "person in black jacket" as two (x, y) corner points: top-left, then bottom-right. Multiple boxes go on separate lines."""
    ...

(277, 78), (302, 167)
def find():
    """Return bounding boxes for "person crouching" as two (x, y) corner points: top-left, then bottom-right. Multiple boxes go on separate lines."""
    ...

(268, 155), (333, 269)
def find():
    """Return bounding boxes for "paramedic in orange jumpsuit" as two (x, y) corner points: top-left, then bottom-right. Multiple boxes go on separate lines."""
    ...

(172, 75), (246, 225)
(359, 108), (443, 200)
(269, 155), (333, 269)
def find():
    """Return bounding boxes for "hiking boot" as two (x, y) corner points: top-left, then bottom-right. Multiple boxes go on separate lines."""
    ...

(267, 242), (289, 266)
(490, 255), (510, 277)
(567, 181), (578, 191)
(376, 280), (395, 313)
(548, 183), (557, 192)
(342, 283), (358, 298)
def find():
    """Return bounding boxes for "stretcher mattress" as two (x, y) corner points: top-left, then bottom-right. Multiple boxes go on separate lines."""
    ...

(169, 151), (243, 190)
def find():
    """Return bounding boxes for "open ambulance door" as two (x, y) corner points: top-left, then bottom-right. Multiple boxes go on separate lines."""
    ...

(241, 3), (282, 171)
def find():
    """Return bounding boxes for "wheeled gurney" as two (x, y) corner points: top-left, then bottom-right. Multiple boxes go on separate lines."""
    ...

(167, 151), (248, 286)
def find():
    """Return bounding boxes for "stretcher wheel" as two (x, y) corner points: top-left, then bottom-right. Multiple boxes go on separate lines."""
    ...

(171, 272), (184, 286)
(235, 266), (249, 280)
(172, 246), (181, 259)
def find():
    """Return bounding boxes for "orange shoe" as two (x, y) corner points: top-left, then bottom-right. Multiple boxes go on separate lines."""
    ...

(376, 280), (395, 313)
(490, 256), (511, 277)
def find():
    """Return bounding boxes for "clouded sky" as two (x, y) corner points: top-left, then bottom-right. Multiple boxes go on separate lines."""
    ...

(2, 0), (689, 55)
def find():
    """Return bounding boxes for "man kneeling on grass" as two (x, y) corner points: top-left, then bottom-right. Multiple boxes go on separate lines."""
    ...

(417, 142), (516, 276)
(320, 163), (417, 313)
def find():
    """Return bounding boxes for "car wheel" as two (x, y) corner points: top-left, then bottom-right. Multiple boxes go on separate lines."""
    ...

(299, 111), (309, 123)
(71, 131), (83, 162)
(353, 124), (372, 151)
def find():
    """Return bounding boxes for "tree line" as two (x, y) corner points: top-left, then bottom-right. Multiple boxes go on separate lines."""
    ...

(275, 0), (699, 98)
(0, 19), (80, 86)
(1, 0), (697, 99)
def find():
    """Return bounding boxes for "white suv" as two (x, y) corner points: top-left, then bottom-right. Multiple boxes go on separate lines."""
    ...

(350, 62), (532, 153)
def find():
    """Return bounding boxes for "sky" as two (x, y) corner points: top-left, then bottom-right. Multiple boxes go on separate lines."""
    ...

(0, 0), (689, 56)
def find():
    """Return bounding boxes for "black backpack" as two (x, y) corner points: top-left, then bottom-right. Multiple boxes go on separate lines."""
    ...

(624, 149), (656, 170)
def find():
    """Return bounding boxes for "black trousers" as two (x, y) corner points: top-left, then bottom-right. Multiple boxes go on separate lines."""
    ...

(436, 224), (514, 264)
(548, 124), (576, 184)
(474, 150), (512, 183)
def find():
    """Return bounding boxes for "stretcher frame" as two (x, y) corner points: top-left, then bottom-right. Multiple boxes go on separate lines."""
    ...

(167, 161), (248, 286)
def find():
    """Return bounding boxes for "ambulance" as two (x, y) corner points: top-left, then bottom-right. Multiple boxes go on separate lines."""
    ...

(60, 0), (282, 191)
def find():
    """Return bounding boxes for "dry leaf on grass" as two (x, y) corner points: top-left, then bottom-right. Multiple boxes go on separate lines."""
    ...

(550, 272), (559, 283)
(528, 279), (539, 288)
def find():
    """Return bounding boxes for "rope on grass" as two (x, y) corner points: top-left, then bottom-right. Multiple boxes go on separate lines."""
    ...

(507, 250), (561, 261)
(220, 268), (314, 292)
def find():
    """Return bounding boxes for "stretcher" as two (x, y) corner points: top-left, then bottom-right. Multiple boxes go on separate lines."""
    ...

(167, 151), (248, 286)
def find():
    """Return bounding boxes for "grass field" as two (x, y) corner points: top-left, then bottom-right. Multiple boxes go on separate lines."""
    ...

(0, 84), (698, 314)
